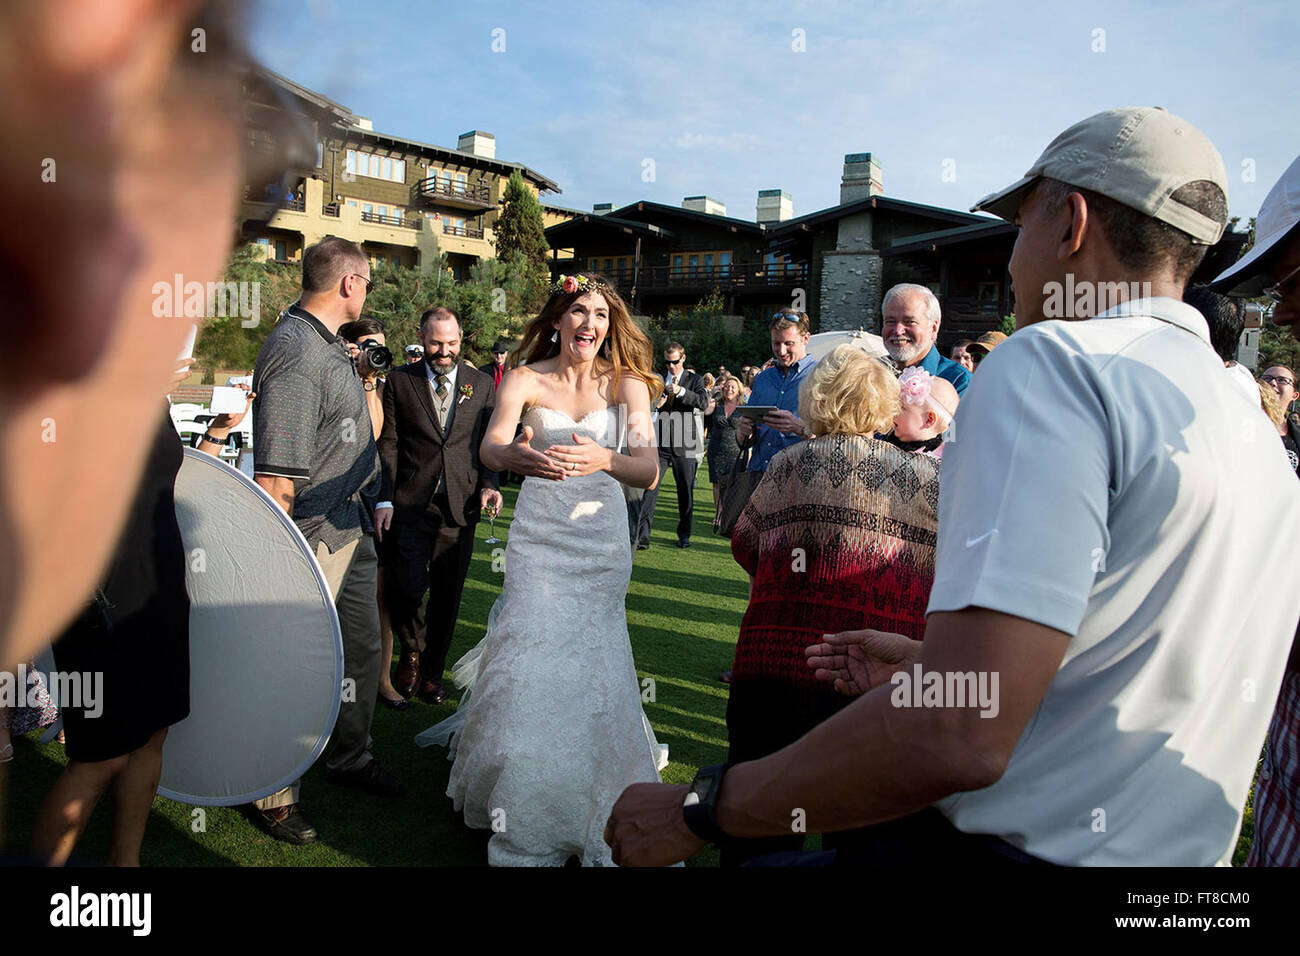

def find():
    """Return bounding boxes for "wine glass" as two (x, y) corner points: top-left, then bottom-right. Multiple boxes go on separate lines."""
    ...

(485, 502), (501, 544)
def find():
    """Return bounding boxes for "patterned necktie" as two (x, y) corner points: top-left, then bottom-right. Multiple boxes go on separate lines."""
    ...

(436, 373), (448, 400)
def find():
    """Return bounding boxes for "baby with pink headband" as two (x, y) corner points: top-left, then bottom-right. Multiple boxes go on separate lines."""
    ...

(890, 366), (960, 458)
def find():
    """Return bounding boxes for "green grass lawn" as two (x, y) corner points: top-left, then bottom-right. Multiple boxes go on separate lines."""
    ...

(1, 468), (744, 866)
(1, 467), (1260, 866)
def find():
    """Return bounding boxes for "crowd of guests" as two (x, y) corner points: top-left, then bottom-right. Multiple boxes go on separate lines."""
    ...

(605, 111), (1300, 870)
(1, 4), (1296, 872)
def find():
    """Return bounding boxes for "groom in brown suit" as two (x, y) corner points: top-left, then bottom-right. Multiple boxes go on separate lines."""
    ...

(375, 306), (502, 704)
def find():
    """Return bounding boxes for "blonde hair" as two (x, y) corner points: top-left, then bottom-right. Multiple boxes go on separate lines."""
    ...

(1260, 379), (1287, 429)
(800, 345), (899, 437)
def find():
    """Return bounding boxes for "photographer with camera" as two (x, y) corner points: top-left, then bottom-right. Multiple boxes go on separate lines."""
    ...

(338, 316), (408, 712)
(248, 238), (405, 846)
(340, 316), (392, 442)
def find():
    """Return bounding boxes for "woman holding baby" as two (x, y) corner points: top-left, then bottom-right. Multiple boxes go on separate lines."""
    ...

(721, 344), (957, 865)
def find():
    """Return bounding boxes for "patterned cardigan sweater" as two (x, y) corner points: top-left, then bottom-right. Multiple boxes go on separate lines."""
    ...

(730, 433), (941, 689)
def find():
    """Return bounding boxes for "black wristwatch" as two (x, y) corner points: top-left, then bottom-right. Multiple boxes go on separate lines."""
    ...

(682, 762), (732, 845)
(198, 431), (228, 446)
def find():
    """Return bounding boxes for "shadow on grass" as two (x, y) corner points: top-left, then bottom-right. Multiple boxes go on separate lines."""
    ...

(1, 467), (746, 866)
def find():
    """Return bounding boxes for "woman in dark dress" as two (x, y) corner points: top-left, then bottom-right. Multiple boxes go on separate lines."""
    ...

(30, 406), (190, 866)
(705, 375), (745, 531)
(339, 317), (407, 711)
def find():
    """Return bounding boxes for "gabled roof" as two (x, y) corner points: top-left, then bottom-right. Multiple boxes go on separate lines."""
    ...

(339, 125), (561, 193)
(249, 68), (561, 194)
(767, 195), (987, 237)
(545, 213), (677, 243)
(546, 195), (988, 246)
(542, 202), (589, 218)
(260, 69), (356, 126)
(608, 201), (766, 235)
(882, 219), (1017, 256)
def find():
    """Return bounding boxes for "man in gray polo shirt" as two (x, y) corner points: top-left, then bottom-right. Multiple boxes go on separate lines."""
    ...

(249, 237), (404, 846)
(605, 107), (1300, 867)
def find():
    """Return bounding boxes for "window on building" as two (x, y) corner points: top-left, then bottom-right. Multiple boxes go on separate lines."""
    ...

(587, 256), (633, 274)
(316, 141), (324, 167)
(763, 252), (783, 272)
(345, 148), (405, 183)
(390, 255), (401, 269)
(274, 239), (288, 262)
(673, 251), (732, 277)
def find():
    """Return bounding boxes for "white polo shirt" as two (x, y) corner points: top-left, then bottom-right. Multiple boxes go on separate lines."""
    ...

(928, 297), (1300, 866)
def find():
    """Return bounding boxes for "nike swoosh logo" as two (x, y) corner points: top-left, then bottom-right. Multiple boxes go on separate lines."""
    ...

(965, 529), (998, 548)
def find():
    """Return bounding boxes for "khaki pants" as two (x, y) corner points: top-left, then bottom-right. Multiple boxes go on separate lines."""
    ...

(254, 534), (381, 810)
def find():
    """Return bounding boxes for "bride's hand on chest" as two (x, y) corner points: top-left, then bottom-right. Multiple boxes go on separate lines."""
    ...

(544, 433), (613, 478)
(508, 426), (570, 480)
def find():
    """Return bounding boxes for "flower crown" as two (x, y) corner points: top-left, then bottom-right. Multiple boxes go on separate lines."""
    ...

(551, 273), (612, 297)
(898, 366), (954, 424)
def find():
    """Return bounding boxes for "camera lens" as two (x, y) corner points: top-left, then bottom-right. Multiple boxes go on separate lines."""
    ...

(366, 344), (393, 372)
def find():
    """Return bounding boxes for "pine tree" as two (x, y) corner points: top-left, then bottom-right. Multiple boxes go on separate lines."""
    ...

(494, 169), (551, 310)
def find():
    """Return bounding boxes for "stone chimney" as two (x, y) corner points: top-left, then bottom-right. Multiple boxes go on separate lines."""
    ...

(593, 202), (613, 215)
(457, 130), (496, 159)
(354, 117), (374, 131)
(756, 189), (793, 223)
(682, 195), (726, 216)
(841, 153), (883, 204)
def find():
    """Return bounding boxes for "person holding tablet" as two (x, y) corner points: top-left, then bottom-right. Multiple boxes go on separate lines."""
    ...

(735, 309), (817, 473)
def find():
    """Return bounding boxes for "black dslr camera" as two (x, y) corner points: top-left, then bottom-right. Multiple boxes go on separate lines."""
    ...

(358, 339), (393, 373)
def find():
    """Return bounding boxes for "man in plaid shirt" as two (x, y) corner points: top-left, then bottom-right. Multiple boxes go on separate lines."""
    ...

(1212, 153), (1300, 866)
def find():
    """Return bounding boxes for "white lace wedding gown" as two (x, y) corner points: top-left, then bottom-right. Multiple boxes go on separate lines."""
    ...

(416, 404), (669, 866)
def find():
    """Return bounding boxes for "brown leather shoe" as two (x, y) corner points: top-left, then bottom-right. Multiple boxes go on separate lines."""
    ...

(418, 679), (448, 705)
(394, 651), (420, 698)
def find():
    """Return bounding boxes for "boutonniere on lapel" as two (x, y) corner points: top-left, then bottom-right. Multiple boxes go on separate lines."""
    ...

(457, 383), (474, 405)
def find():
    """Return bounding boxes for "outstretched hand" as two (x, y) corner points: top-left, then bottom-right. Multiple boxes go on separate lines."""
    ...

(511, 425), (568, 480)
(805, 628), (920, 697)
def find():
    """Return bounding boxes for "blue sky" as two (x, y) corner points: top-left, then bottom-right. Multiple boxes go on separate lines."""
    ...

(249, 0), (1298, 224)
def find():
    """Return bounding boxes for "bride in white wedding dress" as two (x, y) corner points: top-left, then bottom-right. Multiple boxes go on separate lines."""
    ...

(416, 273), (667, 866)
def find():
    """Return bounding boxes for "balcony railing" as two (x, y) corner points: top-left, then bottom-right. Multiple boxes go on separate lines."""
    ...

(567, 263), (808, 293)
(442, 222), (484, 240)
(361, 211), (420, 230)
(411, 178), (494, 208)
(281, 198), (306, 213)
(322, 203), (340, 218)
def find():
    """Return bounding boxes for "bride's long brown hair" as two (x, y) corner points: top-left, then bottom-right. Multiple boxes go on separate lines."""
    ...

(511, 272), (663, 405)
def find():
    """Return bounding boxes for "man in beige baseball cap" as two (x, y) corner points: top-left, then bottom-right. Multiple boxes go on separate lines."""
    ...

(975, 106), (1229, 328)
(605, 107), (1300, 869)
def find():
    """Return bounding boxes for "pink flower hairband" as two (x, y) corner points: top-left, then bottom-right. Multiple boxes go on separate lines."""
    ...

(898, 367), (953, 425)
